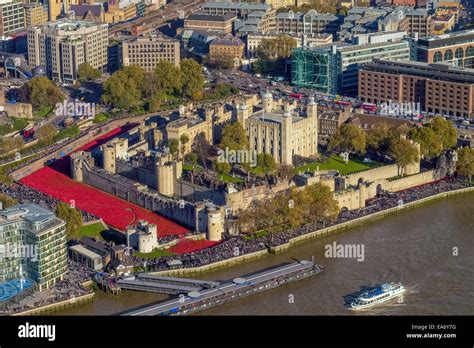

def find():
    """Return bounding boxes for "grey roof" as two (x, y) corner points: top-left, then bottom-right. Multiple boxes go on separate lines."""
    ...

(316, 14), (339, 21)
(276, 12), (303, 20)
(340, 22), (355, 29)
(0, 204), (55, 224)
(70, 4), (103, 17)
(70, 244), (102, 260)
(344, 14), (362, 22)
(211, 37), (244, 46)
(202, 2), (270, 11)
(186, 12), (235, 21)
(407, 9), (428, 16)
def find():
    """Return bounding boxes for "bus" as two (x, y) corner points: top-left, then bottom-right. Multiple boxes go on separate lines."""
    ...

(289, 93), (303, 100)
(361, 103), (376, 113)
(336, 100), (352, 107)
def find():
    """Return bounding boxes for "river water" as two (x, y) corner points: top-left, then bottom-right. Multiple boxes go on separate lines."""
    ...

(55, 194), (474, 315)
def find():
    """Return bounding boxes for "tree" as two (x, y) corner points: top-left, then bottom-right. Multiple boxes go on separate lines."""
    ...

(192, 132), (211, 170)
(367, 123), (391, 152)
(257, 35), (297, 61)
(155, 61), (182, 96)
(0, 137), (24, 153)
(147, 95), (161, 112)
(329, 124), (366, 155)
(78, 63), (101, 81)
(19, 77), (64, 109)
(456, 147), (474, 180)
(410, 126), (443, 158)
(35, 123), (57, 140)
(388, 137), (419, 175)
(214, 160), (231, 175)
(55, 202), (83, 240)
(180, 134), (190, 154)
(102, 66), (145, 109)
(428, 116), (457, 150)
(185, 152), (198, 169)
(237, 181), (339, 234)
(220, 122), (249, 152)
(0, 193), (18, 208)
(167, 139), (179, 159)
(180, 59), (204, 100)
(257, 153), (277, 174)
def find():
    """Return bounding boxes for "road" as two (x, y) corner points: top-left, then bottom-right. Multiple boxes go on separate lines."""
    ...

(109, 0), (205, 35)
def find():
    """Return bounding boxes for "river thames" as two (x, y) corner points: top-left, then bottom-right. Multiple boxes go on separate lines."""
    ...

(56, 193), (474, 315)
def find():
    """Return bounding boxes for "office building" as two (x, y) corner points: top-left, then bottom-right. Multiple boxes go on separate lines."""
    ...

(359, 59), (474, 118)
(122, 34), (180, 71)
(184, 13), (236, 34)
(24, 3), (48, 28)
(0, 0), (25, 36)
(414, 29), (474, 68)
(291, 39), (410, 95)
(27, 19), (108, 82)
(0, 204), (68, 292)
(209, 37), (244, 67)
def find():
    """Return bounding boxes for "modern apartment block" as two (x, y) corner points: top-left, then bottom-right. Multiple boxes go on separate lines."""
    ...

(359, 59), (474, 118)
(0, 204), (68, 292)
(399, 9), (434, 38)
(184, 13), (236, 34)
(291, 39), (410, 95)
(122, 34), (180, 71)
(24, 3), (48, 28)
(275, 10), (340, 37)
(413, 29), (474, 68)
(27, 19), (108, 82)
(0, 0), (25, 36)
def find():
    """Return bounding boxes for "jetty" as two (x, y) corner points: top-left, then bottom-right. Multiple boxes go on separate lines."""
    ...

(121, 259), (322, 316)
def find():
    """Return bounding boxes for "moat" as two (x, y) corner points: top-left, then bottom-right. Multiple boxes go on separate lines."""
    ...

(55, 193), (474, 315)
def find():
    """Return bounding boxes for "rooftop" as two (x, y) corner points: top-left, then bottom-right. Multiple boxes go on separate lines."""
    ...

(0, 204), (55, 225)
(186, 13), (236, 22)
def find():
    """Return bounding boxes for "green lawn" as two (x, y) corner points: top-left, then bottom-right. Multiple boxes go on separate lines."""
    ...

(93, 112), (109, 124)
(34, 106), (54, 118)
(77, 222), (107, 240)
(54, 125), (80, 142)
(0, 117), (29, 136)
(134, 249), (176, 258)
(295, 154), (382, 176)
(219, 173), (244, 184)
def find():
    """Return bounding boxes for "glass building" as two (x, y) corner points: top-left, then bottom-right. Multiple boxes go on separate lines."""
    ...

(0, 204), (67, 292)
(291, 40), (410, 95)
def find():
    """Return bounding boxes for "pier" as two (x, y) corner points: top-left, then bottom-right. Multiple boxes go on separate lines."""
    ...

(121, 259), (322, 316)
(117, 274), (220, 295)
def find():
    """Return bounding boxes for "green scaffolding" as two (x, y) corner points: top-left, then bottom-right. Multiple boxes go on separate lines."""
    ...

(291, 48), (336, 94)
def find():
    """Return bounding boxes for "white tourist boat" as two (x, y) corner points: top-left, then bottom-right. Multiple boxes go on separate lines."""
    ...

(350, 283), (405, 310)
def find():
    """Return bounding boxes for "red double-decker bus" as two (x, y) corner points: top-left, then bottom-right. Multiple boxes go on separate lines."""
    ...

(289, 93), (303, 100)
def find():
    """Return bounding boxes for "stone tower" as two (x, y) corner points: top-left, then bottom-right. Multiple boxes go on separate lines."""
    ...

(102, 144), (116, 173)
(281, 109), (293, 166)
(207, 207), (224, 241)
(262, 90), (273, 113)
(236, 102), (249, 128)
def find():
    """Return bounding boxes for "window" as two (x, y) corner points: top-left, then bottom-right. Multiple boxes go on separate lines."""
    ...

(444, 49), (453, 61)
(433, 51), (442, 62)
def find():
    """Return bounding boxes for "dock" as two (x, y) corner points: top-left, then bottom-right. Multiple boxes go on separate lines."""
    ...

(121, 259), (322, 316)
(117, 274), (220, 295)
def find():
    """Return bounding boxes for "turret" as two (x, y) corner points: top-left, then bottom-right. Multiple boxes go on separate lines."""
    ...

(262, 90), (273, 113)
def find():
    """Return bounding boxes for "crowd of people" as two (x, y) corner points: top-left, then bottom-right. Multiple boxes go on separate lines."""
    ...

(0, 261), (93, 315)
(0, 182), (97, 222)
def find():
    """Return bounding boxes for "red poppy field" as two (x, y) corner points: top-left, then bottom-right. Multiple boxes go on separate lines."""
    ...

(168, 238), (220, 254)
(21, 125), (190, 238)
